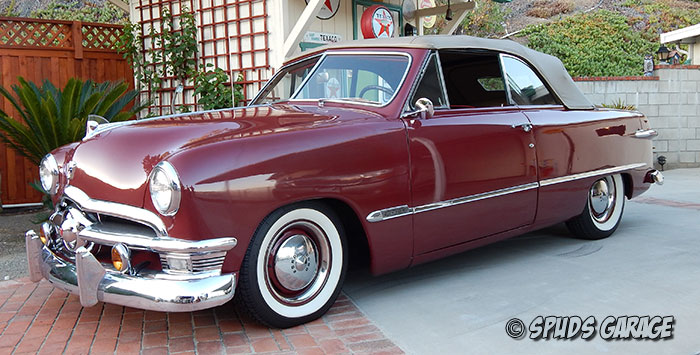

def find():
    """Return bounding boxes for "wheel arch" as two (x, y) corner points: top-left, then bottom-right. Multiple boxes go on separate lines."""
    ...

(621, 172), (633, 199)
(312, 198), (371, 271)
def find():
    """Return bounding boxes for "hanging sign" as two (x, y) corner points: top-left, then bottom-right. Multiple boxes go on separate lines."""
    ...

(303, 31), (342, 44)
(360, 5), (395, 39)
(305, 0), (341, 20)
(420, 0), (437, 29)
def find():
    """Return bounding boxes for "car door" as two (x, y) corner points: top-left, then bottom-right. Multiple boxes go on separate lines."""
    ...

(404, 50), (539, 255)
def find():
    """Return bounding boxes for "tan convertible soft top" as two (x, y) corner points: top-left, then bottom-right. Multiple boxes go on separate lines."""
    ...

(303, 35), (594, 110)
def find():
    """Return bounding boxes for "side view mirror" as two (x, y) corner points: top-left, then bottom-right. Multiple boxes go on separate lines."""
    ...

(316, 70), (329, 84)
(415, 97), (434, 119)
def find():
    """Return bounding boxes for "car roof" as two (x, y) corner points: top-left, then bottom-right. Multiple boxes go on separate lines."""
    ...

(298, 35), (594, 110)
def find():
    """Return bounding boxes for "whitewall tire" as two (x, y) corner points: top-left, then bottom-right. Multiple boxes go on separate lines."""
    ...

(566, 174), (625, 240)
(238, 202), (347, 328)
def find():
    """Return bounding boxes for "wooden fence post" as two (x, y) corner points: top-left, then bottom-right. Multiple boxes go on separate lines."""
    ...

(72, 21), (83, 59)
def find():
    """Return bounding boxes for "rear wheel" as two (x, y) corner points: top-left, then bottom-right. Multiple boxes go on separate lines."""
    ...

(566, 174), (625, 240)
(238, 202), (347, 328)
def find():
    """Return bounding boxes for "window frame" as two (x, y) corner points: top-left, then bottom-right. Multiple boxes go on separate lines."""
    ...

(499, 53), (563, 107)
(288, 51), (414, 108)
(250, 53), (323, 105)
(402, 50), (451, 114)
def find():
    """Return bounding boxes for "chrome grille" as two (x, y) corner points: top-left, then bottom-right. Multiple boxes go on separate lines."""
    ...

(160, 252), (227, 274)
(192, 254), (227, 272)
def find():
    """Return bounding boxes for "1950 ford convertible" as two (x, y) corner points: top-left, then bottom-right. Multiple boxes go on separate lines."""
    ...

(26, 36), (663, 328)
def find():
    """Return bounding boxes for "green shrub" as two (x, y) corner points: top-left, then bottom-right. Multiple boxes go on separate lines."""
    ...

(631, 0), (700, 42)
(193, 67), (244, 110)
(601, 98), (637, 111)
(459, 0), (510, 37)
(520, 10), (657, 77)
(0, 77), (144, 165)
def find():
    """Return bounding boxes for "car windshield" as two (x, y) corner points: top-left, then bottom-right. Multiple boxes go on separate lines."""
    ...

(252, 56), (321, 105)
(252, 53), (410, 106)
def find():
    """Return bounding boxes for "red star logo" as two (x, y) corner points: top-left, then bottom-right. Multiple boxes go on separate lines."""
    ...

(328, 85), (339, 98)
(375, 18), (391, 37)
(324, 0), (333, 11)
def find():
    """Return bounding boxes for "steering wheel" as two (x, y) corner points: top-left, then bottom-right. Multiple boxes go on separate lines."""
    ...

(358, 85), (394, 98)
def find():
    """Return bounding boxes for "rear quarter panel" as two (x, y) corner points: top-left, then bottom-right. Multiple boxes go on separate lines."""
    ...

(523, 107), (653, 228)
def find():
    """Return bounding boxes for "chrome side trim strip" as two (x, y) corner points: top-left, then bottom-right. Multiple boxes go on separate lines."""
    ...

(414, 182), (539, 214)
(633, 129), (658, 139)
(366, 182), (539, 222)
(367, 163), (648, 223)
(64, 185), (169, 238)
(366, 205), (412, 223)
(539, 163), (646, 187)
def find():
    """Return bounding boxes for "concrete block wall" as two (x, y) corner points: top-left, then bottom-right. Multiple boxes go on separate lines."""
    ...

(574, 66), (700, 168)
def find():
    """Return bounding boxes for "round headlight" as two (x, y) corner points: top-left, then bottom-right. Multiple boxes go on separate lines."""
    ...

(39, 154), (59, 195)
(149, 161), (181, 216)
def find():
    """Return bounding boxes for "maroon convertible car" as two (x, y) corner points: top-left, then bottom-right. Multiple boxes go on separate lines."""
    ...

(26, 35), (663, 328)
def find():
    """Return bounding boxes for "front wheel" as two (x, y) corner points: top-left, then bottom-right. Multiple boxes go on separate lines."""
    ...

(238, 202), (348, 328)
(566, 174), (625, 240)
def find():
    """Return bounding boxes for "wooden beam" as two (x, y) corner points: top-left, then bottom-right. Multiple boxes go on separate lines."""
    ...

(107, 0), (130, 13)
(283, 0), (325, 60)
(439, 7), (471, 35)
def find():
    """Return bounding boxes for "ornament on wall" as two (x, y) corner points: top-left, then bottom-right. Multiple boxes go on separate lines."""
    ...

(360, 5), (395, 39)
(420, 0), (437, 29)
(305, 0), (341, 20)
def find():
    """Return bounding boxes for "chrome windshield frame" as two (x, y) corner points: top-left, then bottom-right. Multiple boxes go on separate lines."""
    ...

(250, 53), (324, 106)
(284, 51), (414, 108)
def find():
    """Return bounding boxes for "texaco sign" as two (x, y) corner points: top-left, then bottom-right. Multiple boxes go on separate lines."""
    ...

(305, 0), (341, 20)
(360, 5), (395, 39)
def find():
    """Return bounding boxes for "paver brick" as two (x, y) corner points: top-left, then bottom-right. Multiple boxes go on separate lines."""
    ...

(0, 279), (403, 354)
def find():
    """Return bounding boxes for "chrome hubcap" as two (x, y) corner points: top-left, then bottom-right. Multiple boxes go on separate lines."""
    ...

(589, 177), (616, 223)
(265, 221), (331, 305)
(273, 234), (318, 291)
(590, 179), (610, 215)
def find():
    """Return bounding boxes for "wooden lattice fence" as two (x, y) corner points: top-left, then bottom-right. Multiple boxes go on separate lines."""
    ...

(133, 0), (271, 115)
(0, 17), (134, 207)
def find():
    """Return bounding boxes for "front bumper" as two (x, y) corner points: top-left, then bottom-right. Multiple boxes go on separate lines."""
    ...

(26, 230), (236, 312)
(25, 185), (239, 312)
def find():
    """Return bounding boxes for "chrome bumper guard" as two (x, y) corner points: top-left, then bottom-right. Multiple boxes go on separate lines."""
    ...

(25, 185), (239, 312)
(26, 230), (236, 312)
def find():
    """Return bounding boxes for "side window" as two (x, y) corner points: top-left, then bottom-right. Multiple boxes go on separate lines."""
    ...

(438, 50), (508, 108)
(502, 56), (558, 106)
(410, 53), (447, 109)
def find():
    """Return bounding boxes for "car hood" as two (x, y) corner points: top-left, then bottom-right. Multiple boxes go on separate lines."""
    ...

(65, 104), (352, 206)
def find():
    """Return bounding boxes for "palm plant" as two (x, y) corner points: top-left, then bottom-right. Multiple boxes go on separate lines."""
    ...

(0, 77), (144, 165)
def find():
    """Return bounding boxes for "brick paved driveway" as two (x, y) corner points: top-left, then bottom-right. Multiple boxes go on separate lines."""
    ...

(0, 279), (402, 354)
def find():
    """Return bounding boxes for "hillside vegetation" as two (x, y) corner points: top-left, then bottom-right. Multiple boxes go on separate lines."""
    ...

(0, 0), (126, 23)
(460, 0), (700, 77)
(2, 0), (699, 77)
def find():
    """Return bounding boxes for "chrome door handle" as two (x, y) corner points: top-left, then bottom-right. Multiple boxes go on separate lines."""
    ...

(512, 123), (533, 132)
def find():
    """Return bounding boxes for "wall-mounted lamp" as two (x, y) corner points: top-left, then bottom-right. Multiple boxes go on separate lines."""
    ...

(657, 155), (667, 171)
(656, 45), (670, 63)
(445, 0), (453, 21)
